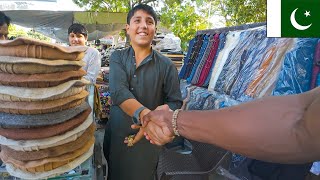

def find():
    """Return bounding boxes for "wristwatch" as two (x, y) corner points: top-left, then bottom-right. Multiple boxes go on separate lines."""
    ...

(132, 106), (146, 125)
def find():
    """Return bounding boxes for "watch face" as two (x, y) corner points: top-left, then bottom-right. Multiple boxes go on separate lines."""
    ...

(133, 116), (139, 124)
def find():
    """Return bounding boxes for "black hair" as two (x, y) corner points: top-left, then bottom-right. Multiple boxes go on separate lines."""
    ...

(127, 4), (158, 26)
(0, 11), (11, 26)
(68, 23), (88, 37)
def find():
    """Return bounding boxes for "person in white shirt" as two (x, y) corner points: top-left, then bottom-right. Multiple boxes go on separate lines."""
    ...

(68, 23), (101, 84)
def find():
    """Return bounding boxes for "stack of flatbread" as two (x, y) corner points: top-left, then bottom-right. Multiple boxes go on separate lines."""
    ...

(0, 37), (95, 179)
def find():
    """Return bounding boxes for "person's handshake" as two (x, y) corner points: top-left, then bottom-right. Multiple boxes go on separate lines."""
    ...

(127, 105), (176, 146)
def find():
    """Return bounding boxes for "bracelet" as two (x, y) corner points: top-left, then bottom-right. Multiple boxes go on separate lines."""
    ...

(172, 109), (182, 136)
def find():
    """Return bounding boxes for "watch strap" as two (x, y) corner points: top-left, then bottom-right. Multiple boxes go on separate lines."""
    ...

(132, 106), (146, 125)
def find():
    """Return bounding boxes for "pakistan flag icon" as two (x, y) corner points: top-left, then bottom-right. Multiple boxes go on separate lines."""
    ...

(281, 0), (319, 37)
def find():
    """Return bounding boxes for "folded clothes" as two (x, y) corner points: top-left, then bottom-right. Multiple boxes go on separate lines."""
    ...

(0, 79), (89, 100)
(0, 102), (90, 128)
(0, 124), (95, 161)
(1, 136), (94, 173)
(0, 113), (93, 151)
(0, 86), (85, 102)
(0, 108), (91, 140)
(0, 69), (86, 88)
(0, 90), (88, 114)
(0, 56), (85, 74)
(0, 37), (86, 61)
(5, 145), (93, 180)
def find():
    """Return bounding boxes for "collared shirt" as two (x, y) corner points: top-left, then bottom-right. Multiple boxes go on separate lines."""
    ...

(109, 47), (182, 129)
(203, 33), (227, 87)
(82, 47), (101, 84)
(187, 35), (210, 83)
(179, 38), (195, 79)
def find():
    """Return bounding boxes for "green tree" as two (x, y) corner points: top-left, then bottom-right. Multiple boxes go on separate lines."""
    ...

(8, 25), (28, 38)
(159, 1), (210, 50)
(72, 0), (266, 50)
(8, 25), (51, 41)
(72, 0), (179, 12)
(27, 30), (51, 41)
(213, 0), (266, 26)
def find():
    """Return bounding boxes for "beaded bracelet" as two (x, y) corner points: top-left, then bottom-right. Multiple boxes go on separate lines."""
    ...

(172, 109), (182, 136)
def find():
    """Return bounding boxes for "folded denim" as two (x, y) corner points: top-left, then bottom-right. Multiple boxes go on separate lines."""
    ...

(0, 108), (91, 140)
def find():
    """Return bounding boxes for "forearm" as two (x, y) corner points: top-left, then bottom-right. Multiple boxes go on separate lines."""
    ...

(120, 99), (150, 118)
(176, 93), (318, 163)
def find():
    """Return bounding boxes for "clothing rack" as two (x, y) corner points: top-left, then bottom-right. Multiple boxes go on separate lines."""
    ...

(196, 22), (266, 35)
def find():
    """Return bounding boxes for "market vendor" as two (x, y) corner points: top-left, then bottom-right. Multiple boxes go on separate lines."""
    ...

(68, 23), (101, 84)
(103, 4), (182, 180)
(0, 11), (10, 40)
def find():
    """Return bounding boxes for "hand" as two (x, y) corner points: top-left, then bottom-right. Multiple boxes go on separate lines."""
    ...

(144, 120), (174, 145)
(142, 104), (172, 127)
(124, 126), (145, 147)
(155, 104), (171, 111)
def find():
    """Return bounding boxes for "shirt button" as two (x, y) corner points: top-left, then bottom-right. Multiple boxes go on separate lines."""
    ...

(133, 75), (137, 78)
(131, 88), (134, 91)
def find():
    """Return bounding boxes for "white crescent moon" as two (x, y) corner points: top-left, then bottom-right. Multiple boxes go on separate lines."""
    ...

(290, 8), (312, 30)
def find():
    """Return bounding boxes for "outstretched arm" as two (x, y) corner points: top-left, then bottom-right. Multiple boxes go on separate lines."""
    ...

(144, 87), (320, 164)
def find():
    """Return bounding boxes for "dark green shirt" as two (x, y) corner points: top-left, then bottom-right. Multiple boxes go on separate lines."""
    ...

(110, 47), (183, 115)
(106, 47), (182, 180)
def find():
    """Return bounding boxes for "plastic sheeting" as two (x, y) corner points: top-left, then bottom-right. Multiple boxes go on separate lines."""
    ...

(214, 27), (266, 95)
(3, 10), (127, 42)
(310, 162), (320, 175)
(178, 23), (320, 179)
(181, 82), (241, 111)
(272, 38), (318, 95)
(233, 38), (295, 101)
(154, 33), (181, 52)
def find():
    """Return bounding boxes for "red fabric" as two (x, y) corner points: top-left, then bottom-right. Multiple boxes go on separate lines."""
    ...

(196, 34), (220, 86)
(310, 42), (320, 89)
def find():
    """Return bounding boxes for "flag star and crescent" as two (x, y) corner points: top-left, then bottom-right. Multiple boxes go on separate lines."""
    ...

(267, 0), (319, 37)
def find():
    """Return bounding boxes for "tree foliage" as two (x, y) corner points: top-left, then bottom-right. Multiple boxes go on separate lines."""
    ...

(72, 0), (179, 12)
(8, 25), (27, 38)
(213, 0), (266, 26)
(159, 1), (210, 50)
(72, 0), (266, 50)
(8, 25), (51, 41)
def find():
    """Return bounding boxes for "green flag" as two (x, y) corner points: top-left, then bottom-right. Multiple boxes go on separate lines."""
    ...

(281, 0), (319, 37)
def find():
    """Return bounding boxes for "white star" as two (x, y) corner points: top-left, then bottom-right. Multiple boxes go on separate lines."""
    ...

(304, 11), (311, 17)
